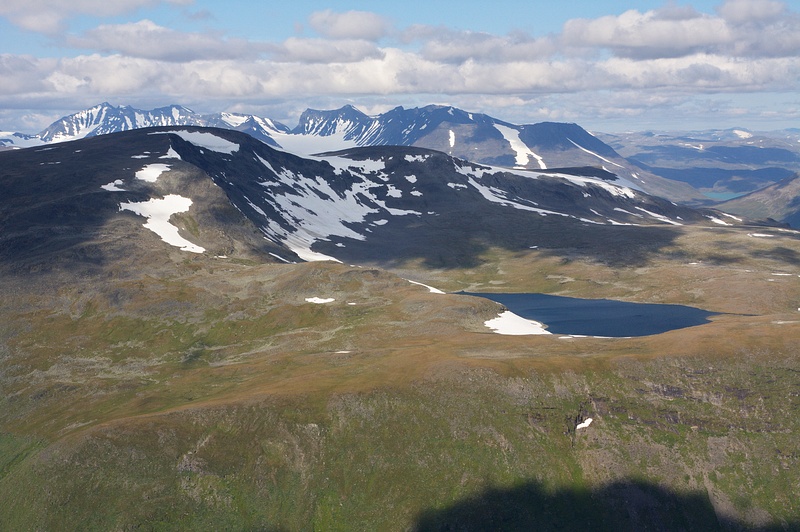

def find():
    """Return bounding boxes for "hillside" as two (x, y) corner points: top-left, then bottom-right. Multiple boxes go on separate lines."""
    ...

(599, 129), (800, 202)
(1, 128), (799, 530)
(718, 174), (800, 228)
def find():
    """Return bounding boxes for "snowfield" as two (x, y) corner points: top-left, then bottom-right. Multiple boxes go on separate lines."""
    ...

(305, 297), (335, 304)
(135, 163), (170, 183)
(119, 195), (205, 253)
(484, 311), (551, 335)
(407, 280), (446, 294)
(494, 124), (546, 169)
(153, 130), (240, 154)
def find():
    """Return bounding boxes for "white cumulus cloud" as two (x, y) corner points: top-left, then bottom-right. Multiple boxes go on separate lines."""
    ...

(274, 38), (385, 64)
(1, 2), (800, 132)
(66, 20), (265, 62)
(0, 0), (191, 34)
(716, 0), (786, 23)
(308, 9), (391, 41)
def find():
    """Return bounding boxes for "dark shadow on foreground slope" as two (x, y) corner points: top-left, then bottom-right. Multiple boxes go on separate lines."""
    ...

(313, 209), (684, 269)
(413, 479), (797, 532)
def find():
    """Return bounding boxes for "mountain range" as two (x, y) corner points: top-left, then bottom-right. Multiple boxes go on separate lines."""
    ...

(0, 125), (736, 272)
(6, 102), (800, 221)
(0, 102), (730, 203)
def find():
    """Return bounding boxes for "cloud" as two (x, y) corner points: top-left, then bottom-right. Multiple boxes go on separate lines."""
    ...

(2, 3), (800, 132)
(0, 0), (192, 34)
(716, 0), (785, 23)
(561, 8), (732, 59)
(560, 1), (800, 59)
(66, 20), (264, 62)
(3, 46), (789, 109)
(404, 27), (557, 64)
(0, 54), (51, 94)
(308, 9), (390, 41)
(273, 38), (385, 64)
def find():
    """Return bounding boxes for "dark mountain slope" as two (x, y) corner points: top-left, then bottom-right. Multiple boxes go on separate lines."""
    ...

(1, 126), (739, 276)
(162, 129), (732, 267)
(0, 129), (283, 279)
(718, 173), (800, 227)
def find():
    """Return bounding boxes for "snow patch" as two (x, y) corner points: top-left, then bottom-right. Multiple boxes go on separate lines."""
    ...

(706, 215), (730, 226)
(576, 418), (593, 430)
(567, 138), (623, 168)
(484, 311), (551, 335)
(160, 147), (182, 160)
(253, 154), (421, 262)
(466, 176), (570, 217)
(119, 194), (205, 253)
(407, 280), (446, 294)
(135, 163), (170, 183)
(268, 252), (293, 264)
(272, 129), (358, 155)
(220, 112), (248, 128)
(157, 130), (240, 154)
(305, 297), (335, 304)
(494, 124), (546, 169)
(386, 184), (402, 198)
(101, 179), (126, 192)
(635, 207), (682, 225)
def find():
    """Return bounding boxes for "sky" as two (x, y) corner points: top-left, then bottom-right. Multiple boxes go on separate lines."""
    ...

(1, 0), (799, 133)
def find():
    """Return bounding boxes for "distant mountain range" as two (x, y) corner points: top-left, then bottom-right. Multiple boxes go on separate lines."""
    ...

(3, 102), (800, 220)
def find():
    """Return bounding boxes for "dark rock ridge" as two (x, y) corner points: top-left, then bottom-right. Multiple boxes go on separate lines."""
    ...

(0, 126), (743, 273)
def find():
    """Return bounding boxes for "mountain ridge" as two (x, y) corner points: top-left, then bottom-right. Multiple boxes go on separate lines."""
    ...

(0, 125), (750, 273)
(0, 102), (704, 202)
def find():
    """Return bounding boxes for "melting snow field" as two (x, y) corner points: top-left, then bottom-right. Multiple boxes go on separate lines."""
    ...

(407, 280), (446, 294)
(135, 163), (171, 182)
(101, 179), (125, 191)
(484, 311), (551, 335)
(119, 195), (205, 253)
(494, 124), (546, 169)
(272, 130), (358, 155)
(151, 130), (240, 154)
(567, 139), (623, 168)
(305, 297), (335, 304)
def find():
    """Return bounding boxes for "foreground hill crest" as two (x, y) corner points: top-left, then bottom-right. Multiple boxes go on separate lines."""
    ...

(0, 126), (745, 270)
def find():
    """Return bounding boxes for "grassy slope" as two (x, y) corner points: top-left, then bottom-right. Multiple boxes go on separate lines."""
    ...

(1, 219), (799, 529)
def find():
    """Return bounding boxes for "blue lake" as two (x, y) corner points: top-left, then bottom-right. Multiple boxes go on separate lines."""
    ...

(461, 292), (718, 337)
